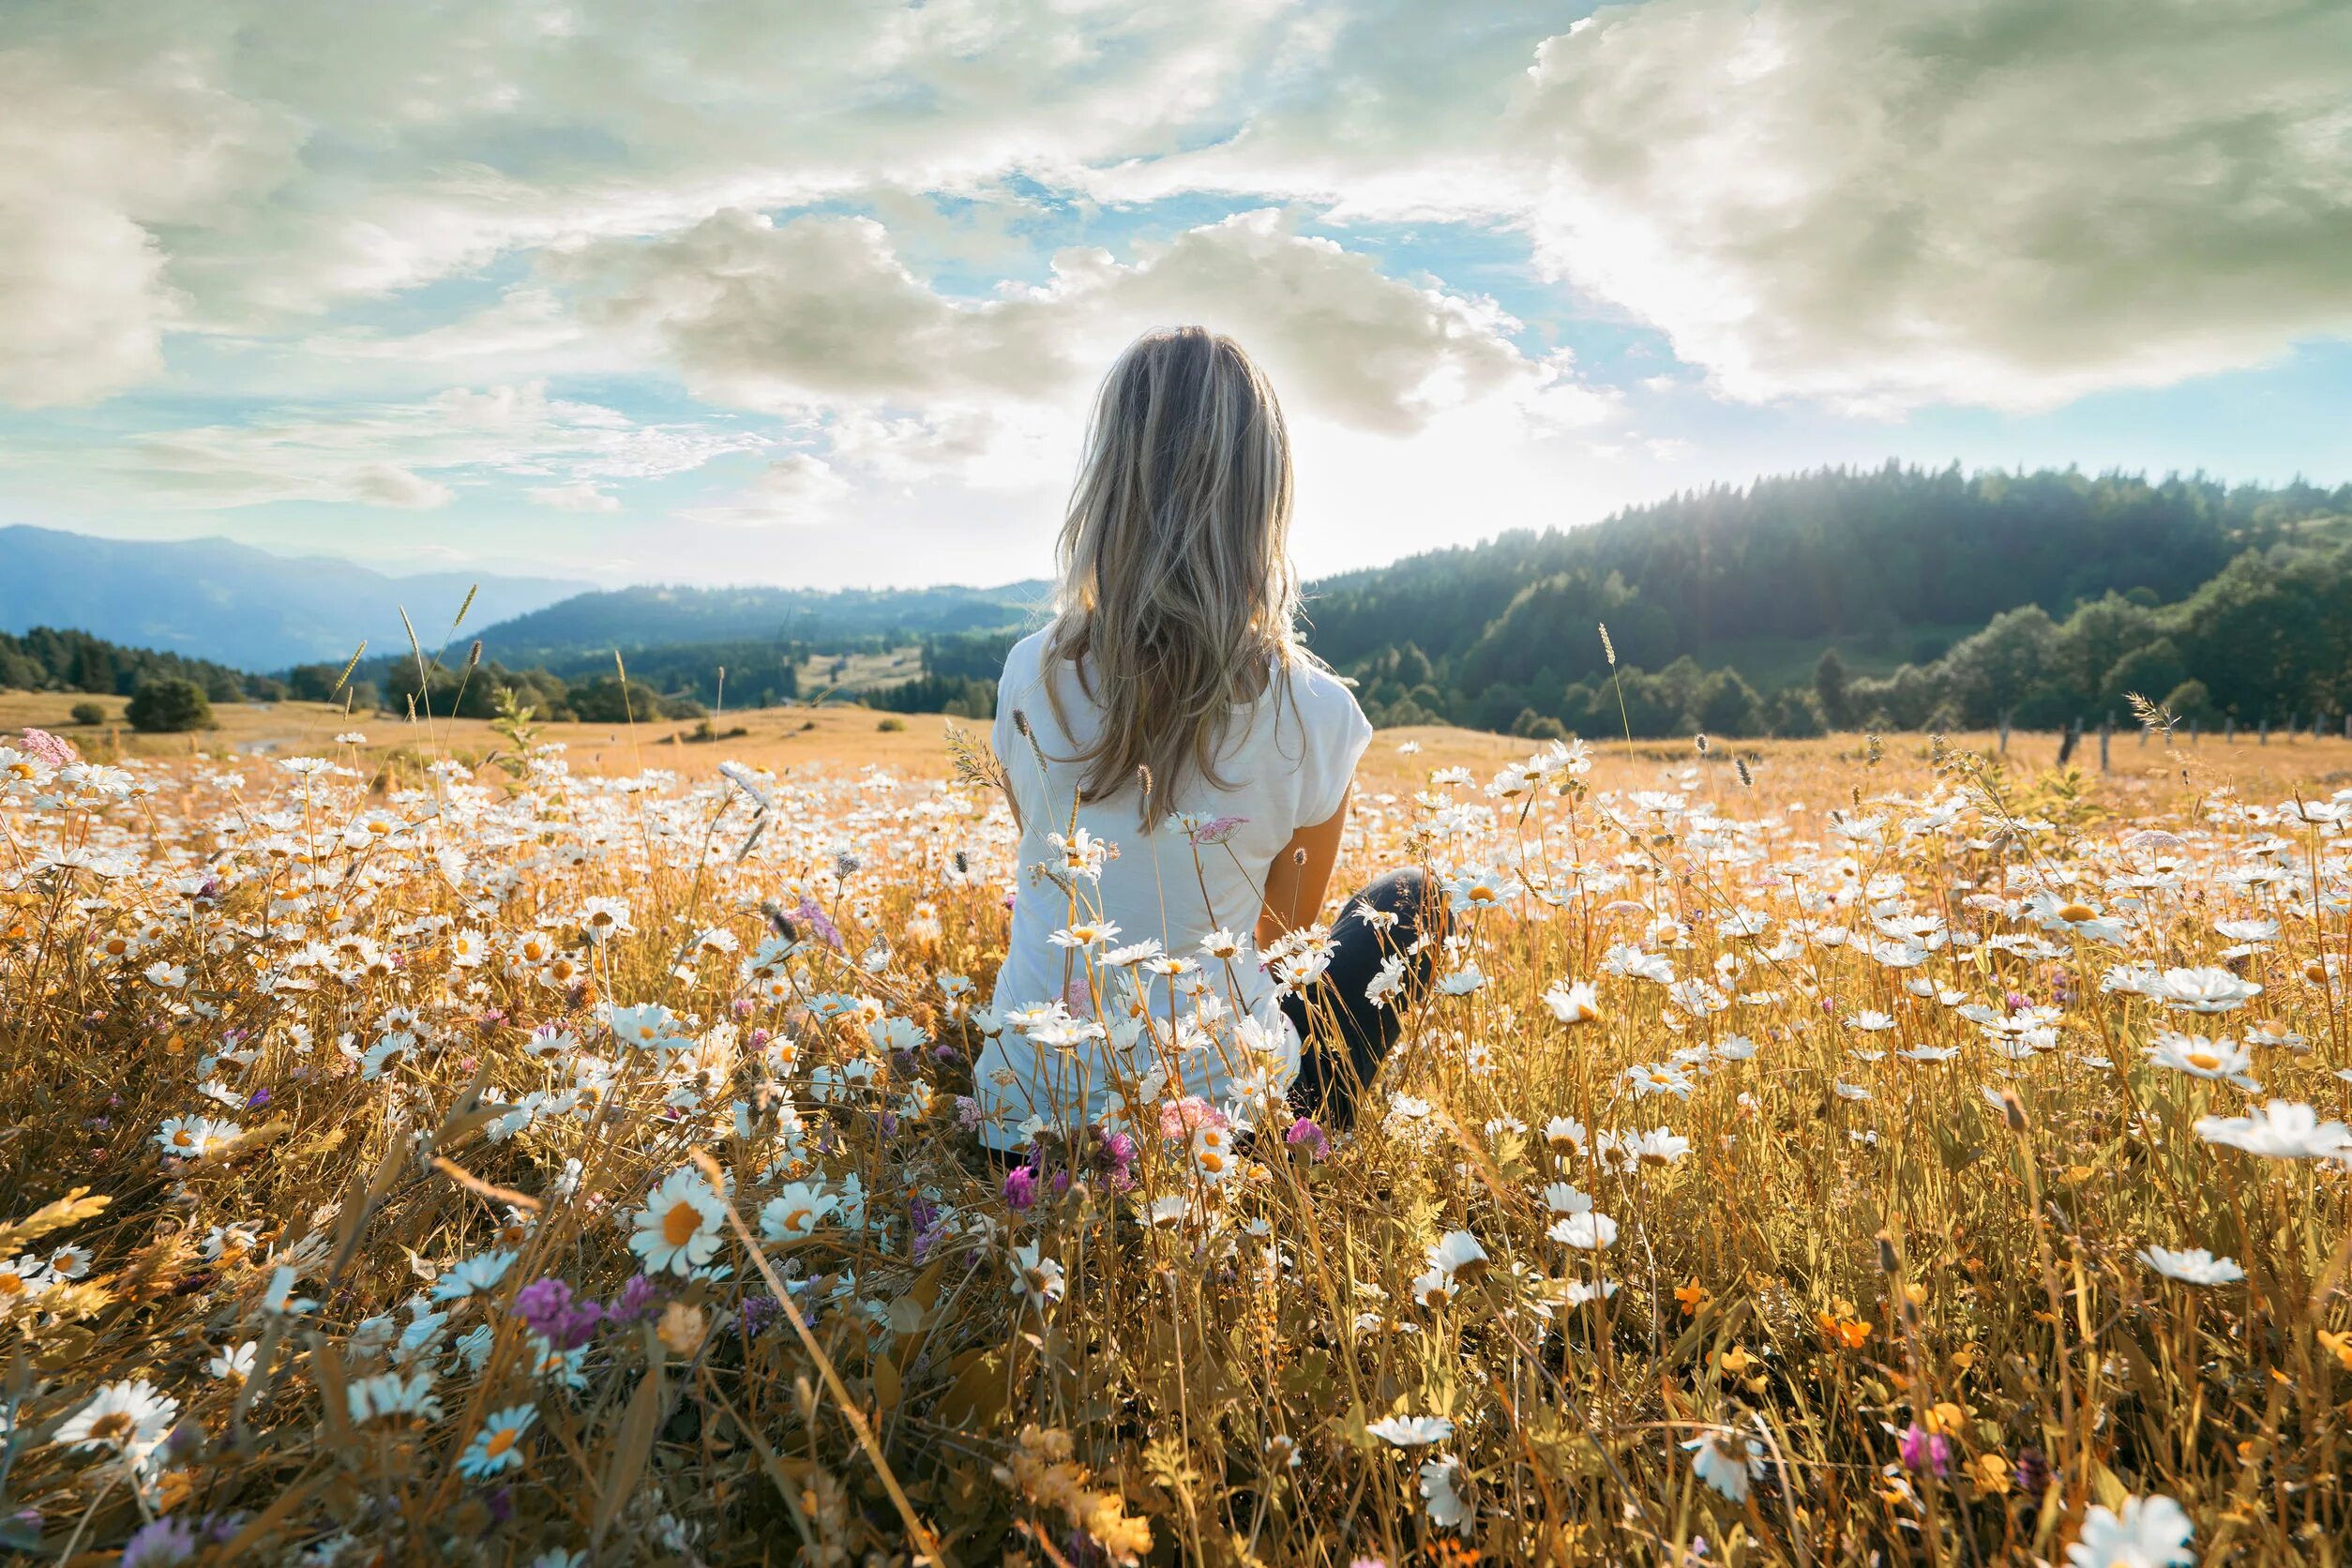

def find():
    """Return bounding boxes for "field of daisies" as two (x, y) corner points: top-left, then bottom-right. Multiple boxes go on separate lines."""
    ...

(2, 717), (2348, 1566)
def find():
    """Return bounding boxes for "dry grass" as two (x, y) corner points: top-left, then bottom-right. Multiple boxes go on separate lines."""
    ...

(9, 686), (2351, 797)
(2, 711), (2349, 1565)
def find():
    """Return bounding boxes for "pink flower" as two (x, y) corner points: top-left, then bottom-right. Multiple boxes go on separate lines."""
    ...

(1187, 815), (1248, 846)
(1158, 1095), (1226, 1139)
(19, 728), (78, 768)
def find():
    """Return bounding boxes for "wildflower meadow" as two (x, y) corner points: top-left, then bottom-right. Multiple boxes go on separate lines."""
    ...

(4, 713), (2349, 1565)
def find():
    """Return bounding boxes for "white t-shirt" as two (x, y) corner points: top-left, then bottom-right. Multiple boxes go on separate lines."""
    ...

(977, 626), (1373, 1149)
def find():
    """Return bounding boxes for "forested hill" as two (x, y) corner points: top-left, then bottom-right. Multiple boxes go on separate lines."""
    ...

(1308, 466), (2337, 690)
(1317, 465), (2352, 743)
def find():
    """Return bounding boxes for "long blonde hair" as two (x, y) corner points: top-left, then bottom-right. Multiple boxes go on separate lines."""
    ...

(1046, 326), (1304, 829)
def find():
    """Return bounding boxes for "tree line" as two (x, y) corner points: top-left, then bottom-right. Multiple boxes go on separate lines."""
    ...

(10, 464), (2348, 743)
(0, 626), (255, 704)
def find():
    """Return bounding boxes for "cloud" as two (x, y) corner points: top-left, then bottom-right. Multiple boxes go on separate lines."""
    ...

(678, 454), (858, 529)
(1040, 210), (1545, 434)
(0, 36), (297, 404)
(543, 206), (1598, 466)
(1073, 0), (2352, 411)
(1501, 0), (2352, 411)
(529, 480), (623, 513)
(548, 211), (1062, 411)
(0, 0), (1295, 405)
(1, 0), (2344, 558)
(129, 382), (765, 508)
(347, 464), (454, 509)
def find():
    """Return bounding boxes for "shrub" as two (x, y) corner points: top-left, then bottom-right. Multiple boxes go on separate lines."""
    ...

(877, 716), (907, 732)
(126, 677), (215, 732)
(68, 701), (107, 727)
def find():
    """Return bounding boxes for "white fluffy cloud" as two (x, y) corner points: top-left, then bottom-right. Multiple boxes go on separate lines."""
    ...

(528, 480), (623, 513)
(1500, 0), (2352, 410)
(0, 33), (297, 404)
(1, 0), (2345, 547)
(539, 206), (1599, 494)
(0, 0), (1292, 400)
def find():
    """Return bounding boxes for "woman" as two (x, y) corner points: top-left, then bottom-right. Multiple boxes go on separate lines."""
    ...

(976, 325), (1444, 1158)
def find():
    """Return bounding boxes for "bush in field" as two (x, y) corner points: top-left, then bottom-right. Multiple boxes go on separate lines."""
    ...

(124, 677), (213, 731)
(68, 701), (106, 726)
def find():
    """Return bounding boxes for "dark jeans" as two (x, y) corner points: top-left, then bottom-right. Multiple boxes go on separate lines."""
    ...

(1282, 867), (1445, 1131)
(977, 867), (1443, 1170)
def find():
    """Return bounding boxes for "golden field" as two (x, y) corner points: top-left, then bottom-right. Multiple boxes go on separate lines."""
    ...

(8, 687), (2352, 797)
(2, 702), (2350, 1565)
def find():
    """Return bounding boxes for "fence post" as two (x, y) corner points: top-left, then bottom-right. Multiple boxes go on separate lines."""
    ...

(2260, 720), (2269, 746)
(2225, 716), (2235, 744)
(1998, 714), (2010, 754)
(2099, 716), (2111, 773)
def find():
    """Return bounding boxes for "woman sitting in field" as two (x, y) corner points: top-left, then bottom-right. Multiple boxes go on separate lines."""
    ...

(976, 325), (1446, 1160)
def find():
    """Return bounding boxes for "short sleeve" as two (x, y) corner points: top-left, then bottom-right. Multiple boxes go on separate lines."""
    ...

(990, 671), (1018, 778)
(1297, 676), (1374, 829)
(990, 633), (1037, 783)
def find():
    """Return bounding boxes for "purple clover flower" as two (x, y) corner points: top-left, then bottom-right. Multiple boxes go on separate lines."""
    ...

(793, 896), (844, 952)
(606, 1273), (661, 1327)
(1899, 1423), (1952, 1475)
(512, 1275), (604, 1349)
(120, 1518), (200, 1568)
(1093, 1129), (1138, 1191)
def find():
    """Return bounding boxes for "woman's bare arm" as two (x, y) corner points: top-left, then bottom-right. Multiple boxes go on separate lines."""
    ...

(1257, 785), (1349, 949)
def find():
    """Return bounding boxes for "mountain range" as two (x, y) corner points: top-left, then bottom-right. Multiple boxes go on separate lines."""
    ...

(0, 526), (593, 672)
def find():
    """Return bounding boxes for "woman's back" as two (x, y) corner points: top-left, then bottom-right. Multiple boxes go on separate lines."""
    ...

(976, 626), (1369, 1148)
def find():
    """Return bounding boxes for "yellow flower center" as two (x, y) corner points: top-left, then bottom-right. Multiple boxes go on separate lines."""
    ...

(661, 1200), (703, 1247)
(2188, 1051), (2221, 1071)
(783, 1207), (812, 1233)
(87, 1412), (134, 1442)
(2056, 902), (2097, 924)
(484, 1426), (519, 1458)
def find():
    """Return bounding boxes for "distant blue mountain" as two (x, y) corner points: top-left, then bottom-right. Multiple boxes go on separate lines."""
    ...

(472, 580), (1052, 662)
(0, 526), (594, 671)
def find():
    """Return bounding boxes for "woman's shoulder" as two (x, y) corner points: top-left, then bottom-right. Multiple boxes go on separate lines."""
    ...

(999, 626), (1054, 686)
(1280, 650), (1370, 732)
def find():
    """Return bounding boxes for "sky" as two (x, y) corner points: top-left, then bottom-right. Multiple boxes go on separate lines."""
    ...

(1, 0), (2348, 589)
